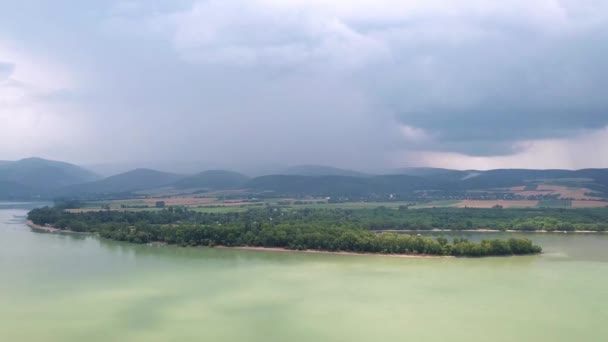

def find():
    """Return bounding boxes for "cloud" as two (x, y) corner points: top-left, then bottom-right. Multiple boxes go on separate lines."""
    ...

(141, 0), (392, 70)
(394, 127), (608, 170)
(399, 125), (434, 144)
(0, 40), (75, 91)
(0, 40), (89, 160)
(1, 0), (608, 170)
(0, 62), (14, 80)
(151, 0), (608, 153)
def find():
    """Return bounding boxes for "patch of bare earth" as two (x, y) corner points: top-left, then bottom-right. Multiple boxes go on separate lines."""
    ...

(454, 200), (539, 208)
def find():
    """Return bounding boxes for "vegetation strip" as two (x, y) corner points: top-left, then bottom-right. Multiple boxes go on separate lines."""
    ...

(28, 207), (543, 257)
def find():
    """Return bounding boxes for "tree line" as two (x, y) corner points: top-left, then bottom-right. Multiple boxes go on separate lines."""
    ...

(28, 207), (543, 257)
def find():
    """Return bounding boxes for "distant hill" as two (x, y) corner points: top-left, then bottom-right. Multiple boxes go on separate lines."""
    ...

(457, 169), (570, 189)
(245, 174), (433, 197)
(391, 167), (461, 177)
(0, 181), (35, 199)
(3, 157), (608, 200)
(172, 170), (249, 190)
(61, 168), (183, 196)
(244, 168), (608, 198)
(282, 165), (371, 177)
(0, 158), (99, 199)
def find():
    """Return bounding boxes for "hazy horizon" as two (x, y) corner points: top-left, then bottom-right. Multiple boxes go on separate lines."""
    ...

(2, 1), (608, 170)
(4, 156), (608, 179)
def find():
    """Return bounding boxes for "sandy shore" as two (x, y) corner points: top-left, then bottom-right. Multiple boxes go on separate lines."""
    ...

(26, 220), (76, 233)
(214, 246), (449, 259)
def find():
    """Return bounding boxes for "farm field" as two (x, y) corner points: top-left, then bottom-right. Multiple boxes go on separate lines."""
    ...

(191, 206), (251, 213)
(572, 200), (608, 208)
(507, 184), (601, 200)
(453, 200), (539, 208)
(537, 199), (572, 208)
(61, 196), (608, 213)
(409, 200), (461, 208)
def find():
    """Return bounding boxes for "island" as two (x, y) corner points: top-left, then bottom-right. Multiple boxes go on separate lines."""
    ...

(28, 207), (542, 257)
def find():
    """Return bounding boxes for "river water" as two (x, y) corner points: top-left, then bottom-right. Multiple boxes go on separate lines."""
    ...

(1, 203), (606, 341)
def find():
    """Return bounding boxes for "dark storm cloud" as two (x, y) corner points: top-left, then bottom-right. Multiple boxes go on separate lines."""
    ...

(1, 0), (608, 169)
(359, 18), (608, 155)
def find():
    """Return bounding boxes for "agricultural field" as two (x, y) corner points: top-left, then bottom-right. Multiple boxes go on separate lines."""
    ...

(409, 200), (462, 208)
(191, 206), (251, 213)
(62, 194), (608, 214)
(571, 200), (608, 208)
(506, 184), (601, 200)
(537, 199), (572, 208)
(453, 200), (539, 208)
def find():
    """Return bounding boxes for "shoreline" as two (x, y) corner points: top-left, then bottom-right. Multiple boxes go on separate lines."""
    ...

(213, 246), (450, 259)
(26, 220), (77, 233)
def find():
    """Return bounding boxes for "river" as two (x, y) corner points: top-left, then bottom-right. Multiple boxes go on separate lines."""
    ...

(1, 203), (606, 341)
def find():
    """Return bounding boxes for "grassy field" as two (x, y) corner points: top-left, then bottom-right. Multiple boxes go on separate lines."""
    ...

(499, 182), (602, 200)
(191, 206), (250, 213)
(409, 200), (461, 208)
(537, 199), (572, 208)
(67, 196), (608, 214)
(453, 200), (539, 208)
(289, 202), (408, 209)
(571, 200), (608, 208)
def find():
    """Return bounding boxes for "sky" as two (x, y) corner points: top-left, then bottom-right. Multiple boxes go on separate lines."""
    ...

(1, 0), (608, 172)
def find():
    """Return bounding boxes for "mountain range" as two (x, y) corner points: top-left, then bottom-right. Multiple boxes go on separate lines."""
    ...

(1, 157), (608, 200)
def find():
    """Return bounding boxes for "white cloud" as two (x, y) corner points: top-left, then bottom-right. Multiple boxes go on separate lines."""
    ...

(0, 40), (90, 161)
(0, 40), (75, 91)
(394, 127), (608, 170)
(399, 124), (434, 143)
(164, 0), (391, 69)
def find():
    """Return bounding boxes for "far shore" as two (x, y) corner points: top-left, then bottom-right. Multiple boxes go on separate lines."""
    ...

(375, 228), (608, 234)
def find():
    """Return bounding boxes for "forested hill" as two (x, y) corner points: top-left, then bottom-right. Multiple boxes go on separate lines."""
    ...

(0, 157), (98, 189)
(173, 170), (249, 189)
(281, 165), (371, 177)
(0, 158), (99, 199)
(59, 169), (183, 196)
(3, 156), (608, 200)
(244, 169), (608, 198)
(244, 174), (438, 197)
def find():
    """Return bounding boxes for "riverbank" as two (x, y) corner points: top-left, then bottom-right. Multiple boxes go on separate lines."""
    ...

(26, 220), (76, 233)
(214, 246), (450, 259)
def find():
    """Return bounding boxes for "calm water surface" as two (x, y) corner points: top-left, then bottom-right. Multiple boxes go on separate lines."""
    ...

(1, 203), (607, 341)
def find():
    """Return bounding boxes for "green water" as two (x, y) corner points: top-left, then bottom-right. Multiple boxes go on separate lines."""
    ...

(1, 203), (607, 341)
